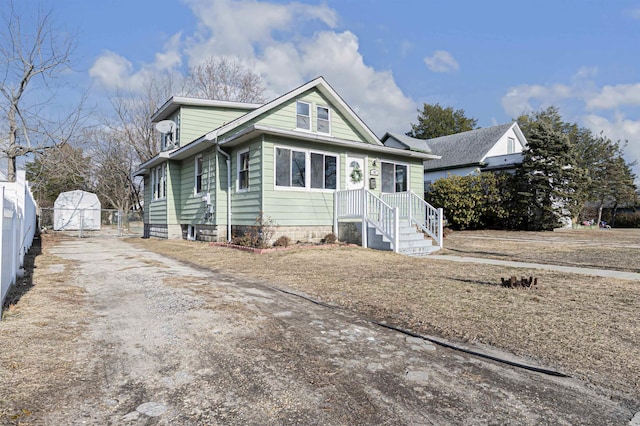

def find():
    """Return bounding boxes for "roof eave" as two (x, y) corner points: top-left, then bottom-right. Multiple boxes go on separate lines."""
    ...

(151, 96), (262, 122)
(218, 125), (440, 160)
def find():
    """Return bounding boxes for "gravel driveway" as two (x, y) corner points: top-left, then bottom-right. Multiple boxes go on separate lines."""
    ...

(19, 237), (632, 424)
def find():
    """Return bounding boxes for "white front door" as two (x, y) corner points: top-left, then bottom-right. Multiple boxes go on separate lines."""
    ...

(346, 155), (366, 190)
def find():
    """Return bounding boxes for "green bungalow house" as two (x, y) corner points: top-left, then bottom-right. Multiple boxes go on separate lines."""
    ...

(134, 77), (444, 254)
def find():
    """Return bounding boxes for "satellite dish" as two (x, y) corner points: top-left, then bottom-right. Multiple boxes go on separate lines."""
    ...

(155, 120), (175, 134)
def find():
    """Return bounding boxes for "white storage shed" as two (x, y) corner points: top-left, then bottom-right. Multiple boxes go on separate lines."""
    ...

(53, 190), (101, 231)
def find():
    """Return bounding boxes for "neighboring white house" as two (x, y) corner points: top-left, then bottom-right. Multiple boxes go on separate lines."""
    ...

(382, 122), (527, 191)
(53, 190), (101, 231)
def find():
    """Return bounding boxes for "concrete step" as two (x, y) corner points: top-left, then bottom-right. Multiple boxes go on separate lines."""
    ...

(401, 245), (442, 256)
(367, 221), (441, 255)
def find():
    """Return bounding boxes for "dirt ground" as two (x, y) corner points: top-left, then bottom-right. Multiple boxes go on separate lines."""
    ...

(1, 233), (637, 425)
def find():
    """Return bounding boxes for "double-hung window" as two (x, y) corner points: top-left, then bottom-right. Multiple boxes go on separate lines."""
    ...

(238, 149), (250, 191)
(275, 147), (337, 190)
(316, 106), (330, 134)
(195, 155), (203, 194)
(296, 101), (311, 130)
(160, 115), (180, 150)
(152, 164), (166, 200)
(381, 162), (408, 193)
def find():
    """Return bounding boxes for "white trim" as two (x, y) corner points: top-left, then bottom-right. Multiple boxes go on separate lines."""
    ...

(380, 159), (410, 193)
(316, 105), (331, 135)
(151, 163), (167, 201)
(345, 154), (367, 191)
(152, 96), (262, 122)
(237, 147), (250, 193)
(273, 145), (340, 192)
(203, 77), (381, 146)
(296, 100), (311, 131)
(194, 154), (204, 195)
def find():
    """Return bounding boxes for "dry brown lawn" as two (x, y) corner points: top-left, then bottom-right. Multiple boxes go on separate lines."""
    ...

(128, 231), (640, 401)
(442, 228), (640, 272)
(0, 234), (93, 423)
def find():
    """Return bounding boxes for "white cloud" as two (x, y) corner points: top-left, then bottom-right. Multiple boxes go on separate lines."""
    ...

(501, 83), (574, 117)
(501, 69), (640, 179)
(586, 83), (640, 110)
(629, 8), (640, 19)
(88, 0), (416, 135)
(90, 34), (184, 93)
(89, 51), (133, 90)
(583, 112), (640, 177)
(154, 33), (183, 71)
(423, 50), (459, 73)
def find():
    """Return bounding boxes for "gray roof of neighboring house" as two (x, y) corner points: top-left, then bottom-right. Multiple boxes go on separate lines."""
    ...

(382, 133), (433, 153)
(421, 122), (515, 170)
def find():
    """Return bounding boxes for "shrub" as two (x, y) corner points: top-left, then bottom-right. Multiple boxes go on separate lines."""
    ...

(231, 212), (278, 248)
(322, 233), (337, 244)
(425, 172), (524, 231)
(613, 211), (640, 228)
(273, 235), (291, 247)
(231, 234), (254, 247)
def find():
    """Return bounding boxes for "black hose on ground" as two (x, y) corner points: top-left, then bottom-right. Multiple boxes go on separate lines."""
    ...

(270, 285), (570, 378)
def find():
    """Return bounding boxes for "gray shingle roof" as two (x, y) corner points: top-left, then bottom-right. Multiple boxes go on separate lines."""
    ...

(422, 122), (515, 170)
(383, 133), (433, 153)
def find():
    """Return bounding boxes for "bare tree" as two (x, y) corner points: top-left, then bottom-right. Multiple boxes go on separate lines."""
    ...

(184, 57), (266, 103)
(88, 128), (141, 215)
(25, 143), (92, 207)
(105, 73), (177, 163)
(0, 1), (84, 181)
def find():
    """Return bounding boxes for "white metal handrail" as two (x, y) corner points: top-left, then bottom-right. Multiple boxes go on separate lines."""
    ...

(382, 191), (443, 249)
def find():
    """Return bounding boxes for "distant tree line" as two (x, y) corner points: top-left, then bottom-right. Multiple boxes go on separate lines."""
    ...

(411, 104), (639, 230)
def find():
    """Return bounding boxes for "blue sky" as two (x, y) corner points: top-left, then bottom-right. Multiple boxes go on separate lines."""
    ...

(25, 1), (640, 174)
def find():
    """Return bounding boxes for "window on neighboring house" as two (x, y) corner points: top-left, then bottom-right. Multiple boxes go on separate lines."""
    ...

(152, 163), (166, 200)
(195, 155), (203, 194)
(507, 137), (515, 154)
(296, 101), (311, 130)
(317, 106), (330, 134)
(276, 147), (337, 190)
(238, 149), (250, 191)
(381, 162), (408, 193)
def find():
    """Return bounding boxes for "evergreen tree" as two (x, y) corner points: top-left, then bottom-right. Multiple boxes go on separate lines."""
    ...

(518, 120), (588, 230)
(407, 103), (478, 139)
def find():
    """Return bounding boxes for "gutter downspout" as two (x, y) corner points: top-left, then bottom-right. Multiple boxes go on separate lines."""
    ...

(215, 140), (232, 243)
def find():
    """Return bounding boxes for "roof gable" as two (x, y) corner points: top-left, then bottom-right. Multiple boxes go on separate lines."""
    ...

(205, 76), (382, 146)
(421, 122), (521, 170)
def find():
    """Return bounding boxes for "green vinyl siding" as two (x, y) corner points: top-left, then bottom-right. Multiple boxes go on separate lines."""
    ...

(143, 175), (151, 222)
(149, 199), (167, 223)
(409, 160), (424, 194)
(224, 89), (369, 144)
(166, 162), (181, 225)
(179, 150), (216, 224)
(180, 106), (253, 145)
(229, 139), (263, 224)
(212, 149), (228, 228)
(261, 136), (340, 226)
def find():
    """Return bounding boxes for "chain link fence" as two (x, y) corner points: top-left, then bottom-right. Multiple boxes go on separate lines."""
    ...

(39, 208), (144, 238)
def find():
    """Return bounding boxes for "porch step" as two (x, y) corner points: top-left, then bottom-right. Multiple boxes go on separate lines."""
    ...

(367, 222), (440, 255)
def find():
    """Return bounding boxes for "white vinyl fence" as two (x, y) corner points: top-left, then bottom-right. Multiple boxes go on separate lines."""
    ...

(0, 171), (38, 314)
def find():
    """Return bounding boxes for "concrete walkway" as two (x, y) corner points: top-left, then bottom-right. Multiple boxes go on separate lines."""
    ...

(429, 255), (640, 281)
